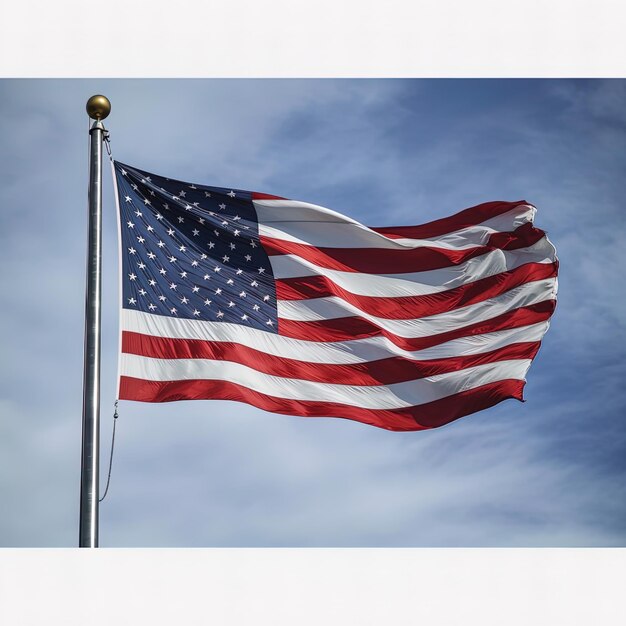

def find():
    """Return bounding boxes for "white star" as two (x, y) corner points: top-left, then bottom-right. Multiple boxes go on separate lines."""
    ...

(181, 296), (189, 304)
(229, 243), (236, 250)
(131, 183), (138, 190)
(193, 202), (200, 207)
(221, 220), (228, 226)
(137, 261), (146, 269)
(193, 309), (200, 317)
(241, 314), (249, 321)
(227, 190), (236, 197)
(245, 254), (252, 261)
(205, 191), (211, 197)
(179, 245), (187, 252)
(239, 291), (247, 298)
(200, 253), (208, 260)
(191, 260), (199, 267)
(146, 225), (154, 232)
(170, 307), (177, 315)
(159, 268), (167, 275)
(177, 216), (184, 223)
(172, 196), (179, 201)
(169, 282), (177, 290)
(192, 286), (200, 293)
(189, 184), (196, 189)
(233, 215), (241, 221)
(250, 280), (258, 287)
(219, 203), (226, 210)
(222, 255), (230, 263)
(185, 205), (192, 211)
(149, 190), (155, 196)
(169, 256), (177, 263)
(179, 190), (186, 197)
(125, 195), (131, 203)
(250, 240), (257, 248)
(213, 266), (221, 273)
(148, 303), (156, 311)
(208, 242), (215, 249)
(167, 228), (175, 236)
(263, 295), (270, 302)
(258, 267), (265, 274)
(156, 213), (164, 221)
(127, 221), (135, 229)
(228, 301), (235, 308)
(215, 288), (222, 295)
(134, 209), (143, 217)
(137, 236), (145, 244)
(198, 218), (205, 225)
(121, 169), (127, 176)
(236, 269), (243, 275)
(146, 177), (152, 182)
(157, 240), (166, 248)
(147, 252), (157, 260)
(203, 274), (211, 280)
(143, 198), (151, 206)
(216, 311), (224, 318)
(266, 319), (274, 326)
(233, 229), (240, 237)
(149, 279), (156, 286)
(192, 229), (200, 236)
(158, 295), (167, 301)
(226, 279), (234, 285)
(139, 288), (147, 296)
(214, 230), (220, 237)
(128, 247), (136, 255)
(163, 203), (170, 210)
(127, 297), (136, 305)
(204, 299), (212, 306)
(253, 304), (260, 311)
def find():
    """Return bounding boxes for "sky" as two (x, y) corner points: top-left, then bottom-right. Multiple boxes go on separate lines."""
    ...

(0, 79), (625, 547)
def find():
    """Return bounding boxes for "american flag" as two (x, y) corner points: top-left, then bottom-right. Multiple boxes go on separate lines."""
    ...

(114, 161), (558, 431)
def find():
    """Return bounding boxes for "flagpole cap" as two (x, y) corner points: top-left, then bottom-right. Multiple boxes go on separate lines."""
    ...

(86, 95), (111, 120)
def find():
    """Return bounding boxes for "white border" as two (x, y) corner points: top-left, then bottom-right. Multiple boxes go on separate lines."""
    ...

(1, 1), (626, 76)
(0, 549), (624, 625)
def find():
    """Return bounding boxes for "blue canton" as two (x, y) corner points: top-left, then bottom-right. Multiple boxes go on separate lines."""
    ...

(115, 161), (278, 332)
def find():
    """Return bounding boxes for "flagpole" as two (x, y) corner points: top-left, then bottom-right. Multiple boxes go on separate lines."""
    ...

(79, 95), (111, 548)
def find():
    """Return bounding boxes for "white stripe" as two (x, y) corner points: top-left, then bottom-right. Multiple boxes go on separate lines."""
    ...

(255, 199), (535, 249)
(277, 278), (557, 336)
(120, 355), (532, 410)
(122, 309), (549, 364)
(254, 199), (365, 226)
(270, 237), (555, 295)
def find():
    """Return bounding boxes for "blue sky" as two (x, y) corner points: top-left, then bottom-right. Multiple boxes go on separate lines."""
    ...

(0, 79), (624, 547)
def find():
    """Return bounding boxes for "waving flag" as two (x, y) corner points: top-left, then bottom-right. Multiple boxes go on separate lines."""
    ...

(113, 161), (558, 431)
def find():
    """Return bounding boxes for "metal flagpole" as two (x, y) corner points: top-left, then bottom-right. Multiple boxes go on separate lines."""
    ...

(79, 95), (111, 548)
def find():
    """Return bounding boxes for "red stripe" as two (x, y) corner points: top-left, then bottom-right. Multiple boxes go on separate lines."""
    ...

(119, 377), (526, 431)
(277, 261), (558, 320)
(261, 223), (545, 274)
(252, 191), (287, 200)
(370, 200), (530, 240)
(123, 331), (540, 386)
(278, 300), (556, 350)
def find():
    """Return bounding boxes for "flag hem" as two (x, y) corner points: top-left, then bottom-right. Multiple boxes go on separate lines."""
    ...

(110, 159), (124, 399)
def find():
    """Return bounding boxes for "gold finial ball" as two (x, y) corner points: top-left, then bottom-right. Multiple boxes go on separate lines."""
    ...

(86, 95), (111, 120)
